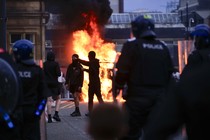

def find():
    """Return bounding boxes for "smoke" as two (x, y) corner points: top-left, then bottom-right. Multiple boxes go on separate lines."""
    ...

(44, 0), (113, 66)
(45, 0), (113, 32)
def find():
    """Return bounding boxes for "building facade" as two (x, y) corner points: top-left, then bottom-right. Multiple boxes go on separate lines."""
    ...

(105, 12), (186, 67)
(6, 0), (48, 62)
(109, 0), (124, 13)
(178, 0), (210, 28)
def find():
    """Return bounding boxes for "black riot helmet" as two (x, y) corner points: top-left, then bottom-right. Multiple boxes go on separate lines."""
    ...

(131, 15), (156, 39)
(12, 39), (35, 65)
(190, 24), (210, 50)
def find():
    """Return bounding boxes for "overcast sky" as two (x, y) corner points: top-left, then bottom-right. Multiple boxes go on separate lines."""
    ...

(124, 0), (174, 12)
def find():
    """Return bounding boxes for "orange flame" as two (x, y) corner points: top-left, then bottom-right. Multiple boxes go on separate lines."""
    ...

(67, 13), (117, 102)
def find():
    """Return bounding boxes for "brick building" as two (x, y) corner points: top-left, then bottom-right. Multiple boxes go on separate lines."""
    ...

(6, 0), (48, 62)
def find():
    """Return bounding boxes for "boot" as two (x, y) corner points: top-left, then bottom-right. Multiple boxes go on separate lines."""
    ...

(48, 114), (52, 123)
(70, 111), (81, 117)
(53, 113), (61, 122)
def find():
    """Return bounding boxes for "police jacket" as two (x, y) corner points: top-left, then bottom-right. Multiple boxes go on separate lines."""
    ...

(79, 58), (100, 85)
(66, 62), (84, 87)
(144, 48), (210, 140)
(115, 38), (174, 97)
(43, 57), (61, 88)
(16, 63), (46, 107)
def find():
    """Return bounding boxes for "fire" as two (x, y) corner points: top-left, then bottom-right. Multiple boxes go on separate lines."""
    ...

(68, 13), (117, 102)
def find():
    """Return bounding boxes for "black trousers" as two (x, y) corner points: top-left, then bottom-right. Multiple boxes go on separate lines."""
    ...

(22, 106), (40, 140)
(88, 83), (104, 112)
(121, 88), (166, 140)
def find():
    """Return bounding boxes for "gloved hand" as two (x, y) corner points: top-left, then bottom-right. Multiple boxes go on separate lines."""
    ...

(172, 72), (180, 80)
(172, 72), (180, 83)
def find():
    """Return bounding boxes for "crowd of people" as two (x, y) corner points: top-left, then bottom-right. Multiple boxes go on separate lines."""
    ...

(0, 14), (210, 140)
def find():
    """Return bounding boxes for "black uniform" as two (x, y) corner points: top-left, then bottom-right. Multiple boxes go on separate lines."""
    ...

(66, 62), (84, 93)
(144, 48), (210, 140)
(79, 58), (104, 112)
(43, 53), (61, 100)
(17, 63), (47, 140)
(115, 38), (174, 139)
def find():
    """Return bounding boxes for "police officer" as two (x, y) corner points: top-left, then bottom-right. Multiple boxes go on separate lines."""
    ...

(115, 15), (175, 140)
(185, 24), (210, 66)
(144, 24), (210, 140)
(12, 39), (47, 140)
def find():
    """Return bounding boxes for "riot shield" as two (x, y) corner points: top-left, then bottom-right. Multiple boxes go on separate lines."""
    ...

(0, 53), (19, 115)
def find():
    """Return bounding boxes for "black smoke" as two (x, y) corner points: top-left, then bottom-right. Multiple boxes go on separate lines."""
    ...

(45, 0), (113, 32)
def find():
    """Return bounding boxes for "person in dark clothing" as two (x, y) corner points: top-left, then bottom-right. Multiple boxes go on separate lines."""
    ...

(78, 51), (104, 116)
(66, 54), (84, 117)
(12, 39), (47, 140)
(143, 24), (210, 140)
(43, 51), (61, 123)
(115, 15), (175, 140)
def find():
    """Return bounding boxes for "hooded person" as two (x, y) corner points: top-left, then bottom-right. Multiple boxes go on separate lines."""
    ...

(43, 51), (61, 123)
(65, 54), (84, 117)
(78, 51), (104, 116)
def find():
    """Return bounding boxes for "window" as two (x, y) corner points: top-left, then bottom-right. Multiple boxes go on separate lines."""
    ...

(25, 34), (34, 42)
(10, 34), (22, 43)
(10, 33), (35, 44)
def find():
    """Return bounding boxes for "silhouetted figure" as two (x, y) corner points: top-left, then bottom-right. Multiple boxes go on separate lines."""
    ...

(79, 51), (104, 116)
(115, 15), (175, 140)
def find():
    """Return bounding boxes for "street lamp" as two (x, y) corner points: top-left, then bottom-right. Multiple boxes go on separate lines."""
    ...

(186, 1), (189, 40)
(189, 18), (194, 31)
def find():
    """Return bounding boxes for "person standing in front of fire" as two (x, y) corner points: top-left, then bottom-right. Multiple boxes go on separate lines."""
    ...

(114, 15), (175, 140)
(65, 54), (84, 117)
(78, 51), (104, 117)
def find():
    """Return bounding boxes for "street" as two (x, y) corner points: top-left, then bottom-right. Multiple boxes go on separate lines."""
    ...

(46, 101), (92, 140)
(46, 100), (187, 140)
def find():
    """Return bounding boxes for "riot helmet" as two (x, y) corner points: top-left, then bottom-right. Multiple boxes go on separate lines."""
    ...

(131, 15), (156, 39)
(190, 24), (210, 50)
(12, 39), (35, 65)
